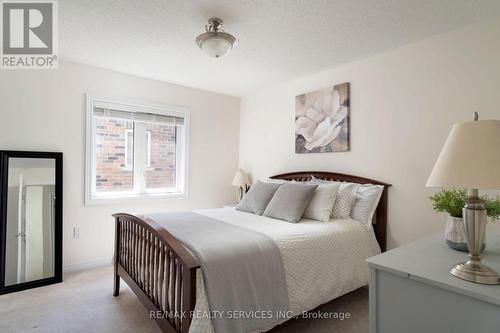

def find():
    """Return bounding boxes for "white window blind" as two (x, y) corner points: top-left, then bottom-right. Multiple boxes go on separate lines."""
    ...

(93, 107), (185, 126)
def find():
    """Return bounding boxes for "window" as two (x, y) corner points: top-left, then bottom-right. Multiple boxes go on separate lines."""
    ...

(146, 130), (152, 168)
(85, 95), (188, 204)
(124, 129), (134, 168)
(124, 130), (151, 169)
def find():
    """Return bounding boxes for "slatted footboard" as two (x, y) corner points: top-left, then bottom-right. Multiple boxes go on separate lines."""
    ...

(112, 213), (200, 333)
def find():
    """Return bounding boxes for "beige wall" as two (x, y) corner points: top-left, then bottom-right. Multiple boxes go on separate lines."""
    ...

(0, 61), (240, 268)
(239, 18), (500, 249)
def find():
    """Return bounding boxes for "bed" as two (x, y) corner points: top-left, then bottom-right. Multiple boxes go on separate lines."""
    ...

(112, 171), (391, 333)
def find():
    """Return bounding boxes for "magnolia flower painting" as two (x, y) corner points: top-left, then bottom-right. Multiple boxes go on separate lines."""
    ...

(295, 82), (350, 153)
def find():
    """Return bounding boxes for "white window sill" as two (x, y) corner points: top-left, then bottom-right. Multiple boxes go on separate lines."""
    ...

(85, 191), (187, 206)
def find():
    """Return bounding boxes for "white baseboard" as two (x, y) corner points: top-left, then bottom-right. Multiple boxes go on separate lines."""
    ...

(63, 257), (112, 273)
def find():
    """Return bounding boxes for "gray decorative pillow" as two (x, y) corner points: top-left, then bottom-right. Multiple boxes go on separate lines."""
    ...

(235, 181), (281, 215)
(351, 184), (384, 226)
(331, 182), (359, 219)
(263, 183), (318, 223)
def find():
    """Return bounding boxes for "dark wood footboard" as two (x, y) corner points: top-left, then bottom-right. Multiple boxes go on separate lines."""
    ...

(112, 213), (200, 333)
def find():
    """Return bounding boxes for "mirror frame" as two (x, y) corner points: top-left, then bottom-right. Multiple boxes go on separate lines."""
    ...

(0, 150), (63, 294)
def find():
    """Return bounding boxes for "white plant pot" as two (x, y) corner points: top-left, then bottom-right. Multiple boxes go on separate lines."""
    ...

(445, 215), (486, 252)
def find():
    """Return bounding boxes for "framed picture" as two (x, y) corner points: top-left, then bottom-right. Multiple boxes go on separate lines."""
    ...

(295, 82), (350, 153)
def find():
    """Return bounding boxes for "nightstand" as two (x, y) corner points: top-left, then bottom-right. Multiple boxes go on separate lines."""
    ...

(367, 233), (500, 333)
(223, 203), (237, 208)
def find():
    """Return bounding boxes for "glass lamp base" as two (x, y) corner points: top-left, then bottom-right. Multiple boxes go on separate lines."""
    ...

(450, 261), (500, 285)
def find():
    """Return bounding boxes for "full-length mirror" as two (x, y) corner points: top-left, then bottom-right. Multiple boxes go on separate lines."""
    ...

(1, 151), (62, 294)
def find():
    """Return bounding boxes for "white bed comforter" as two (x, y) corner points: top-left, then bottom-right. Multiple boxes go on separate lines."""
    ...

(188, 208), (381, 333)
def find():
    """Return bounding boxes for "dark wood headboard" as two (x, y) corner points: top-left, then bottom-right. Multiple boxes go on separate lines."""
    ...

(270, 171), (391, 252)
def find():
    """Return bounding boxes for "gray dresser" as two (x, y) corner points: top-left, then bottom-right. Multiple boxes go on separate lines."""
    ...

(367, 233), (500, 333)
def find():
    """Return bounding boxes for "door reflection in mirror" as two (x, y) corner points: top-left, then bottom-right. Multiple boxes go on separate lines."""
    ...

(5, 158), (56, 286)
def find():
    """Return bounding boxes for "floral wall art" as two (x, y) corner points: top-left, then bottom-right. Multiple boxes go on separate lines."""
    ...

(295, 82), (350, 153)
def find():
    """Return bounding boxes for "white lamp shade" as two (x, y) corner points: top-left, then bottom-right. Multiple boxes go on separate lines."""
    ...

(232, 170), (249, 187)
(426, 120), (500, 189)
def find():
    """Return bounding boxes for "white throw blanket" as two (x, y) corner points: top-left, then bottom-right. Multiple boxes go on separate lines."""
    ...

(145, 211), (289, 333)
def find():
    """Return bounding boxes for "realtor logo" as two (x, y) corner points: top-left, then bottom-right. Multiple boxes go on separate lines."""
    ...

(1, 0), (58, 69)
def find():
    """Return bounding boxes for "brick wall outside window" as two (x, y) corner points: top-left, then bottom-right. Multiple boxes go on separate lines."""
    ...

(94, 118), (176, 192)
(145, 123), (177, 189)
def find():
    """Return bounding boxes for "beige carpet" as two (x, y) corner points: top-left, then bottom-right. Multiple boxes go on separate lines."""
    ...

(0, 266), (368, 333)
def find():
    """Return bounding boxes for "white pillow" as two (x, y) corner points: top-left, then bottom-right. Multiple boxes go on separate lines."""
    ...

(351, 184), (384, 226)
(331, 183), (359, 219)
(302, 182), (341, 222)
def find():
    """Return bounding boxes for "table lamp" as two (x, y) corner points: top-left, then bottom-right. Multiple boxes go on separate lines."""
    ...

(427, 113), (500, 285)
(232, 169), (249, 202)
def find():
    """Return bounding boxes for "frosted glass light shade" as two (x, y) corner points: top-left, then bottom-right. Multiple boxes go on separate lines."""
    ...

(426, 120), (500, 190)
(200, 37), (232, 58)
(232, 170), (249, 187)
(196, 30), (236, 58)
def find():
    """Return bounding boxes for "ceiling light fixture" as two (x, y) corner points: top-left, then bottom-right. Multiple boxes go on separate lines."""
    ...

(195, 18), (236, 58)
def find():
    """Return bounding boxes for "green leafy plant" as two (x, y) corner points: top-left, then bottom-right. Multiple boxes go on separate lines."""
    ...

(430, 189), (466, 218)
(485, 197), (500, 221)
(430, 189), (500, 221)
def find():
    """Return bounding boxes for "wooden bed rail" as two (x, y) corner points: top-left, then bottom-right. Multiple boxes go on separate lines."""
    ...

(112, 213), (200, 333)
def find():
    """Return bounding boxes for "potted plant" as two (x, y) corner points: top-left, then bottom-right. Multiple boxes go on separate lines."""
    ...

(430, 189), (500, 252)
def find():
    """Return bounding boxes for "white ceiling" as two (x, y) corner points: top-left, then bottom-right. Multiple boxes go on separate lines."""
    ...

(60, 0), (500, 97)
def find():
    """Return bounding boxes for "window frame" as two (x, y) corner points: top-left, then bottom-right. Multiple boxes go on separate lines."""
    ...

(124, 129), (134, 169)
(145, 130), (152, 168)
(85, 94), (189, 205)
(123, 129), (151, 170)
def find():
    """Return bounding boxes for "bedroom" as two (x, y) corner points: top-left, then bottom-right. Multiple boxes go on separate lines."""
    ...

(1, 1), (500, 332)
